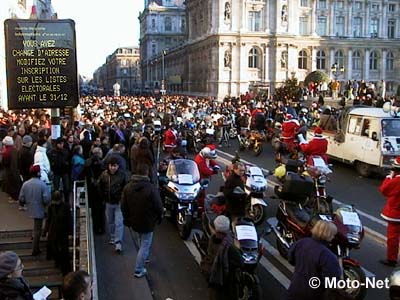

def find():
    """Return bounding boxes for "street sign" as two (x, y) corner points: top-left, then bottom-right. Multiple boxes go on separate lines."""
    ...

(4, 19), (79, 109)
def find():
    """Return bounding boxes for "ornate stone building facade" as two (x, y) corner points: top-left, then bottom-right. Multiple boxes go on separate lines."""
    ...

(139, 0), (186, 90)
(93, 47), (141, 95)
(141, 0), (400, 99)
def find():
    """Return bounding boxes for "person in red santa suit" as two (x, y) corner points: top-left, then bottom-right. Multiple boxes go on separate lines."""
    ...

(379, 157), (400, 267)
(299, 126), (328, 164)
(194, 145), (220, 211)
(164, 123), (178, 156)
(281, 114), (300, 152)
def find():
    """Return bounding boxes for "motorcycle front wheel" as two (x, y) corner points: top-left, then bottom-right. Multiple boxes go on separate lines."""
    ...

(236, 272), (262, 300)
(248, 204), (268, 226)
(276, 224), (292, 259)
(177, 211), (193, 240)
(334, 261), (367, 300)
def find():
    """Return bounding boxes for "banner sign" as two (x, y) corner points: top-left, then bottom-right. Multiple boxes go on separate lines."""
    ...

(4, 19), (78, 109)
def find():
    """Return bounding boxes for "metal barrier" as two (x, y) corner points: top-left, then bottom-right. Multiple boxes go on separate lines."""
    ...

(72, 180), (99, 300)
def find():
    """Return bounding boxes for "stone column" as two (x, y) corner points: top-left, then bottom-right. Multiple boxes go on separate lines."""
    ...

(329, 0), (335, 36)
(264, 44), (270, 81)
(381, 49), (387, 80)
(381, 3), (387, 37)
(347, 0), (353, 36)
(364, 1), (370, 37)
(311, 0), (317, 35)
(364, 48), (370, 80)
(311, 47), (317, 70)
(347, 48), (353, 79)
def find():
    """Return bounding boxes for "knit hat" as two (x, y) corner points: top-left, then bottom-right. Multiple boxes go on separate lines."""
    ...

(2, 136), (13, 146)
(392, 157), (400, 170)
(0, 251), (18, 278)
(22, 135), (33, 147)
(214, 215), (230, 233)
(29, 164), (41, 176)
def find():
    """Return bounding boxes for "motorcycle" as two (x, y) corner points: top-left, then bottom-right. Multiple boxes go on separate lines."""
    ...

(268, 171), (366, 300)
(159, 158), (209, 239)
(193, 194), (267, 300)
(222, 155), (268, 226)
(238, 129), (265, 156)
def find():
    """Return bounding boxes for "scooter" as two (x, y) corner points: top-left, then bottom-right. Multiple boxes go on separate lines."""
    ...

(193, 194), (267, 300)
(158, 158), (209, 239)
(222, 155), (268, 226)
(268, 172), (366, 300)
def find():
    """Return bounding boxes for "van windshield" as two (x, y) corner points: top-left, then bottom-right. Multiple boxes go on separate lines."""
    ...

(382, 119), (400, 137)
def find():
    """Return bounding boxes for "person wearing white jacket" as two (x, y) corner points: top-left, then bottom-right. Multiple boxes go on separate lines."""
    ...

(34, 139), (51, 185)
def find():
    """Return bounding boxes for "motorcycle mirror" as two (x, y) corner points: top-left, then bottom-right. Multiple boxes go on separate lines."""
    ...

(200, 178), (210, 187)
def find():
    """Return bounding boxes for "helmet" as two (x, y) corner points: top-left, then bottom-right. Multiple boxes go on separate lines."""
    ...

(200, 144), (217, 159)
(390, 269), (400, 300)
(274, 165), (286, 178)
(274, 122), (282, 129)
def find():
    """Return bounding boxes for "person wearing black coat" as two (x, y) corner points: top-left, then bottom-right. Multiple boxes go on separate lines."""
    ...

(223, 162), (246, 218)
(44, 191), (72, 275)
(85, 147), (105, 234)
(121, 163), (163, 278)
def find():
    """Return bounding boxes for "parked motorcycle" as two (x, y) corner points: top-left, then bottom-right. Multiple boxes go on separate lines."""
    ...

(269, 171), (366, 300)
(159, 159), (209, 239)
(222, 155), (268, 226)
(193, 194), (268, 300)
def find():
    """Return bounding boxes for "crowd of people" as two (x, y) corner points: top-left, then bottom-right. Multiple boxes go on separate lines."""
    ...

(0, 88), (399, 299)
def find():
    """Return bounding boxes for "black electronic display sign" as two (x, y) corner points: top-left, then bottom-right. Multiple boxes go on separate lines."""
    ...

(4, 19), (78, 109)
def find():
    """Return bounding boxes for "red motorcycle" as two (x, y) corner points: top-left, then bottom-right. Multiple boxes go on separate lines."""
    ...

(269, 170), (366, 300)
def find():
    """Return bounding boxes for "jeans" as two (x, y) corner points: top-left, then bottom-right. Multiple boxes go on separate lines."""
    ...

(33, 218), (43, 253)
(134, 231), (153, 273)
(105, 203), (124, 244)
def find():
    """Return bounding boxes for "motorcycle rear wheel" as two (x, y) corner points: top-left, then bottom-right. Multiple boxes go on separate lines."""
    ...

(276, 225), (292, 259)
(236, 272), (262, 300)
(253, 143), (263, 156)
(177, 212), (193, 240)
(334, 262), (367, 300)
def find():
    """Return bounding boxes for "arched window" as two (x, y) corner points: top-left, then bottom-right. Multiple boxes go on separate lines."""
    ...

(352, 50), (362, 70)
(248, 47), (260, 68)
(334, 50), (344, 68)
(316, 50), (325, 70)
(298, 50), (308, 69)
(386, 51), (394, 71)
(369, 51), (379, 70)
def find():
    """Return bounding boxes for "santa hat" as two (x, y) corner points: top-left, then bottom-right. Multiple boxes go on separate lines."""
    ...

(392, 157), (400, 170)
(206, 144), (216, 151)
(285, 113), (293, 120)
(314, 127), (323, 135)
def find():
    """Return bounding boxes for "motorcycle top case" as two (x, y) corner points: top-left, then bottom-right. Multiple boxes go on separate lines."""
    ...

(279, 171), (314, 202)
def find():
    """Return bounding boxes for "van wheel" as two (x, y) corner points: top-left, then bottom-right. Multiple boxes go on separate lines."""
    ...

(355, 161), (372, 177)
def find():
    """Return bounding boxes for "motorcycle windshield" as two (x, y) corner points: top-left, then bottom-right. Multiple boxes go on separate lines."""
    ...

(167, 159), (200, 184)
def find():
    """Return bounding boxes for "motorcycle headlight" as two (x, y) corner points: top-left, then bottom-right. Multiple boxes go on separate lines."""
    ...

(241, 252), (258, 263)
(176, 192), (196, 201)
(249, 184), (266, 193)
(317, 175), (327, 185)
(346, 232), (361, 244)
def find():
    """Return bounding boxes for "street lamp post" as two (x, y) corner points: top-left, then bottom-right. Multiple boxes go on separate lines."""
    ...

(330, 63), (345, 99)
(161, 50), (167, 95)
(331, 63), (345, 80)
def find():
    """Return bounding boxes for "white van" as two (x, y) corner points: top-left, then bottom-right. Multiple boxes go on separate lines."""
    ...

(312, 106), (400, 177)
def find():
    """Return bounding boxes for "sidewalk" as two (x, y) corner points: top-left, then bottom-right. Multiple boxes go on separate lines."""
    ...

(94, 227), (153, 300)
(0, 191), (32, 232)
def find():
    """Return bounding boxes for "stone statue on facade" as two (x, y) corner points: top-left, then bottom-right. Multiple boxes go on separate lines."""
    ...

(224, 2), (231, 23)
(224, 50), (231, 68)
